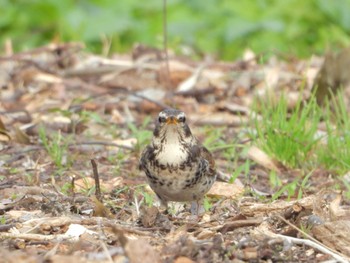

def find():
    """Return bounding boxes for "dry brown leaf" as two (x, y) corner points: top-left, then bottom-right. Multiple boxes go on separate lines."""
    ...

(141, 206), (159, 228)
(14, 125), (31, 144)
(177, 64), (205, 92)
(74, 177), (95, 192)
(0, 116), (7, 131)
(0, 116), (11, 141)
(329, 195), (350, 221)
(247, 146), (280, 172)
(207, 181), (244, 199)
(195, 229), (216, 240)
(91, 196), (113, 218)
(174, 256), (195, 263)
(75, 176), (123, 193)
(124, 239), (161, 263)
(0, 132), (11, 142)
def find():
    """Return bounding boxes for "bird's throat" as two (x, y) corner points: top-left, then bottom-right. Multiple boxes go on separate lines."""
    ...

(157, 142), (188, 165)
(155, 128), (187, 165)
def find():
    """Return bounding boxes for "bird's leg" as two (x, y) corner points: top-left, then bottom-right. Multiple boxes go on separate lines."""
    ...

(190, 200), (204, 215)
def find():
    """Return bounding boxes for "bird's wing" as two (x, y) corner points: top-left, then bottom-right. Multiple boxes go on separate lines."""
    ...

(139, 145), (154, 171)
(200, 146), (215, 170)
(200, 146), (216, 176)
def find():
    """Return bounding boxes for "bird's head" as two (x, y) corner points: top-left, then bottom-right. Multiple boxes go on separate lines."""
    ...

(153, 109), (193, 142)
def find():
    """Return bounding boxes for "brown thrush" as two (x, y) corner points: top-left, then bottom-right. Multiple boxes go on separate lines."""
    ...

(139, 109), (216, 214)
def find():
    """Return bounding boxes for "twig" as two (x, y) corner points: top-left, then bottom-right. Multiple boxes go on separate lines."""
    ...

(275, 234), (348, 263)
(91, 159), (102, 202)
(162, 0), (171, 90)
(174, 87), (215, 97)
(219, 218), (264, 233)
(276, 215), (349, 262)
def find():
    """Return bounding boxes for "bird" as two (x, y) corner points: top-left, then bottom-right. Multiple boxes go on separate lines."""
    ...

(139, 108), (216, 215)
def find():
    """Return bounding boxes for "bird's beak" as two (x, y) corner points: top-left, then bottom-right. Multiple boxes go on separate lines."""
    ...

(166, 116), (178, 125)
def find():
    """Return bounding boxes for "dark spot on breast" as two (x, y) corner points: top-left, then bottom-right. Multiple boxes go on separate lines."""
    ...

(145, 170), (152, 178)
(179, 163), (186, 170)
(195, 170), (201, 179)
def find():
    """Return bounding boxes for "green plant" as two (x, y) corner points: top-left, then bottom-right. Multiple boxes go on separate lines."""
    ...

(39, 126), (72, 169)
(271, 180), (298, 201)
(9, 168), (19, 174)
(342, 178), (350, 199)
(128, 117), (152, 151)
(80, 110), (106, 125)
(253, 95), (321, 169)
(60, 182), (73, 195)
(1, 1), (349, 59)
(317, 94), (350, 173)
(203, 196), (213, 211)
(296, 170), (313, 199)
(142, 191), (155, 207)
(269, 170), (282, 189)
(24, 172), (34, 185)
(230, 159), (250, 183)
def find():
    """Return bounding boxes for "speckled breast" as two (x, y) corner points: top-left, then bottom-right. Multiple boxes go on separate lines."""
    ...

(144, 157), (216, 202)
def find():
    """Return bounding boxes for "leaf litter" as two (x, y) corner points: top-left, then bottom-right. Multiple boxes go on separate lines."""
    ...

(0, 43), (350, 262)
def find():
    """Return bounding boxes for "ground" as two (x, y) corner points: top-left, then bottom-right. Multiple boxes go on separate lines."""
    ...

(0, 43), (349, 262)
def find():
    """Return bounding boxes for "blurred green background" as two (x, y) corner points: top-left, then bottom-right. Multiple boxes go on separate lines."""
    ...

(1, 0), (350, 59)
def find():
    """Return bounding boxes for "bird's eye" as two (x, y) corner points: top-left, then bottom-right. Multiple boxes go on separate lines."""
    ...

(158, 116), (166, 123)
(178, 116), (186, 122)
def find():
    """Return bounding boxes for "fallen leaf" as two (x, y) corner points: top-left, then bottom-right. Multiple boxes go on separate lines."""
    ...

(207, 181), (244, 199)
(141, 206), (159, 228)
(247, 146), (280, 172)
(177, 64), (205, 92)
(14, 125), (31, 144)
(174, 256), (195, 263)
(125, 239), (161, 263)
(91, 196), (113, 218)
